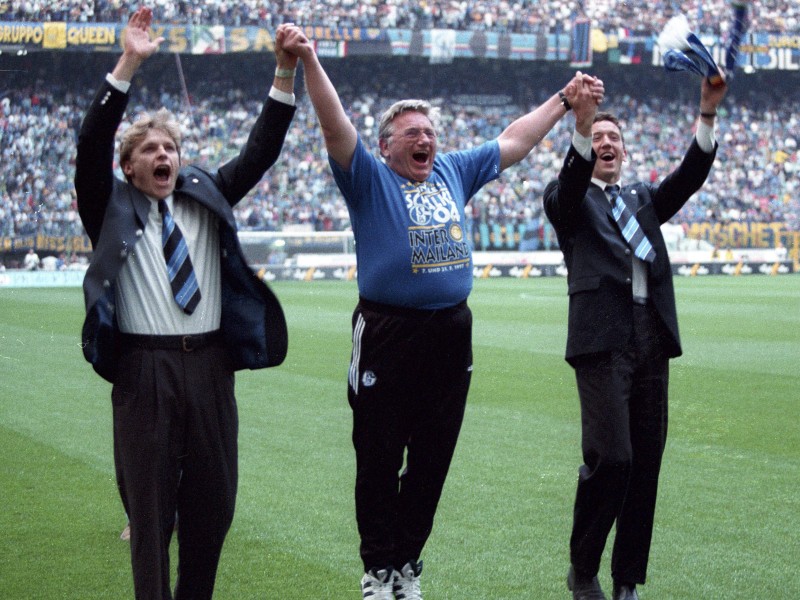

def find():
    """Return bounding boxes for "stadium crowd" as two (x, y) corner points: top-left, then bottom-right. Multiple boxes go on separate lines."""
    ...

(1, 0), (799, 35)
(1, 54), (797, 258)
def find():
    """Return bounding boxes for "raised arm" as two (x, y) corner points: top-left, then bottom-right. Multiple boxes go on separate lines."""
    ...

(214, 24), (301, 204)
(111, 7), (164, 83)
(76, 7), (164, 244)
(568, 72), (602, 139)
(697, 71), (728, 128)
(271, 23), (300, 96)
(280, 26), (358, 169)
(497, 71), (604, 171)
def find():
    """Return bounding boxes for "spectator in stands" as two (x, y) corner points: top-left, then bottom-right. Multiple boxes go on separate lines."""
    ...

(283, 26), (604, 600)
(74, 7), (296, 598)
(1, 47), (797, 248)
(1, 1), (797, 35)
(23, 247), (40, 270)
(543, 73), (727, 600)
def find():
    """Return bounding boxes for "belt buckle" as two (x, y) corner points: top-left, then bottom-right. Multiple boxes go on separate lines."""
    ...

(182, 335), (194, 352)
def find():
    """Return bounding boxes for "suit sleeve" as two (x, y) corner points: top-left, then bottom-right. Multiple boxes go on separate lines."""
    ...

(216, 97), (297, 206)
(543, 143), (596, 232)
(650, 138), (718, 224)
(75, 81), (129, 246)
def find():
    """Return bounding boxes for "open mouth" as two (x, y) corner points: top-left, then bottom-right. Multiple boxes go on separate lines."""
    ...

(412, 151), (428, 165)
(153, 164), (171, 182)
(599, 152), (616, 163)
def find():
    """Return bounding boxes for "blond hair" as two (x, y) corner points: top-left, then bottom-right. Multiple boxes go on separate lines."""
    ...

(119, 108), (182, 172)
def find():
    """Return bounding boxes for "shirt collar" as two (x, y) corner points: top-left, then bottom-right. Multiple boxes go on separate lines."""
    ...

(592, 177), (622, 191)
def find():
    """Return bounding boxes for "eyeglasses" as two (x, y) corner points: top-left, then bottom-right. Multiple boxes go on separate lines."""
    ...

(396, 127), (437, 141)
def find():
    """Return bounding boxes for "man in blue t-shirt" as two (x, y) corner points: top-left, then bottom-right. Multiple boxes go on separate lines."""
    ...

(283, 29), (604, 600)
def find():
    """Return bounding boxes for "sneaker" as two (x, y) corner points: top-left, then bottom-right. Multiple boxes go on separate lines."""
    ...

(393, 560), (423, 600)
(360, 568), (395, 599)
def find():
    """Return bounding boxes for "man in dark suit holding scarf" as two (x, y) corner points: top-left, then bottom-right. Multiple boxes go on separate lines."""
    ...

(544, 73), (727, 600)
(75, 8), (298, 598)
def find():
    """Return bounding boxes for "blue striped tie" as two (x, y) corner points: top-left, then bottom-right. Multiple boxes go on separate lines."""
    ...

(608, 185), (656, 263)
(159, 200), (201, 314)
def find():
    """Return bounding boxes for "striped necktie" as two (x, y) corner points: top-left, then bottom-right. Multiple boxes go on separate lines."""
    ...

(159, 200), (201, 314)
(607, 185), (656, 263)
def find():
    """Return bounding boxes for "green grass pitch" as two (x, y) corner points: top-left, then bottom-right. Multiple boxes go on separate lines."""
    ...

(1, 276), (798, 598)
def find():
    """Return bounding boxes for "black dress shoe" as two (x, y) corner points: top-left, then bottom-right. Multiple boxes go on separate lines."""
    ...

(612, 583), (639, 600)
(567, 566), (608, 600)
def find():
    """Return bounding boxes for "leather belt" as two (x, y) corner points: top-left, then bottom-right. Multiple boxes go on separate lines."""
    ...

(119, 330), (223, 352)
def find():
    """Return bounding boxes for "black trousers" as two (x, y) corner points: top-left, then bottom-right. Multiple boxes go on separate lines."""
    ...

(112, 333), (237, 600)
(570, 303), (669, 585)
(348, 298), (472, 572)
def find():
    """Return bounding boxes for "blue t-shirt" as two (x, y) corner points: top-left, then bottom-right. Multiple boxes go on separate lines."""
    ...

(329, 135), (501, 309)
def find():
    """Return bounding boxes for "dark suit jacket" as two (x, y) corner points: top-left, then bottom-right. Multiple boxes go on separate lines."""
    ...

(543, 139), (717, 366)
(75, 80), (295, 383)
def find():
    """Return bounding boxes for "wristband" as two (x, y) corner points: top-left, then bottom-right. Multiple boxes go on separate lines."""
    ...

(558, 90), (572, 111)
(275, 67), (296, 79)
(700, 111), (717, 118)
